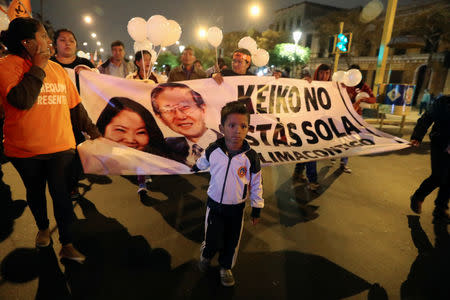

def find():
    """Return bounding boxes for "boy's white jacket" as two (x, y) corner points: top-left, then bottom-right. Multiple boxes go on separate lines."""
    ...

(194, 138), (264, 210)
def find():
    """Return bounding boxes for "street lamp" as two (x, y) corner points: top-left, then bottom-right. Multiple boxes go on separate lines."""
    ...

(179, 45), (185, 53)
(293, 31), (302, 45)
(198, 28), (206, 39)
(90, 32), (97, 38)
(83, 42), (88, 46)
(83, 15), (92, 24)
(96, 41), (101, 46)
(99, 48), (104, 52)
(249, 4), (261, 17)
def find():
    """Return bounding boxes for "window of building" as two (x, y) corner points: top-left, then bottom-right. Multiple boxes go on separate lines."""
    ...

(328, 36), (335, 54)
(389, 71), (403, 83)
(394, 48), (406, 55)
(297, 17), (301, 27)
(291, 17), (295, 30)
(275, 22), (279, 31)
(282, 20), (286, 31)
(306, 33), (313, 48)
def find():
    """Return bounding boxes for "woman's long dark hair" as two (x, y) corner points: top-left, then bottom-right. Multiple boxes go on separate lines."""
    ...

(0, 17), (41, 56)
(96, 97), (168, 155)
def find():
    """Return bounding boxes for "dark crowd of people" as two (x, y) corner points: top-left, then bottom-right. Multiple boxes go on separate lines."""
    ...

(0, 17), (448, 290)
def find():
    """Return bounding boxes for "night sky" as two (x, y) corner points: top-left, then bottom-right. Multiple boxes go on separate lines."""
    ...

(29, 0), (424, 58)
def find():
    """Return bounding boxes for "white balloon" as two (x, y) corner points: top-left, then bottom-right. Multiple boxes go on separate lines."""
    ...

(360, 0), (384, 23)
(355, 92), (370, 101)
(344, 69), (362, 87)
(252, 48), (269, 67)
(127, 17), (148, 42)
(161, 20), (182, 47)
(147, 15), (168, 46)
(150, 49), (157, 64)
(134, 39), (153, 53)
(207, 26), (223, 48)
(238, 36), (257, 54)
(332, 70), (346, 82)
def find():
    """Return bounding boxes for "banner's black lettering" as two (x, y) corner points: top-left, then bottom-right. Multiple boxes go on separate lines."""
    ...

(317, 87), (331, 110)
(314, 119), (333, 141)
(301, 121), (319, 144)
(256, 124), (272, 146)
(256, 85), (269, 113)
(288, 86), (301, 113)
(304, 87), (318, 111)
(274, 151), (295, 162)
(276, 85), (290, 113)
(268, 85), (277, 114)
(273, 118), (288, 146)
(238, 85), (255, 98)
(328, 118), (346, 137)
(287, 123), (302, 146)
(246, 125), (260, 146)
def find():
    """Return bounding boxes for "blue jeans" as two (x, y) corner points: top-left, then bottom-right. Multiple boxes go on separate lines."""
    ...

(295, 162), (317, 183)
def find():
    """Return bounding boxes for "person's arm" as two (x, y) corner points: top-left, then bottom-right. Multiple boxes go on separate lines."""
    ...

(6, 42), (50, 110)
(167, 69), (176, 83)
(410, 110), (433, 146)
(70, 102), (101, 139)
(6, 66), (45, 110)
(249, 150), (264, 224)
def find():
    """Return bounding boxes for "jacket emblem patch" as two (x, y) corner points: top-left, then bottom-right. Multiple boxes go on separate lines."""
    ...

(237, 166), (247, 177)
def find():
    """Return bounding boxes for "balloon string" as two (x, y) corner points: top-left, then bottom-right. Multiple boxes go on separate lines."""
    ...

(0, 6), (7, 15)
(215, 47), (218, 72)
(140, 49), (147, 80)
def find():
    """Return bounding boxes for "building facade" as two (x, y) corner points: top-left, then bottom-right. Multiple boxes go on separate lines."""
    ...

(270, 1), (450, 102)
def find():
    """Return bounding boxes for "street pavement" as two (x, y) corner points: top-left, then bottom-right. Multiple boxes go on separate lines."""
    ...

(0, 118), (448, 300)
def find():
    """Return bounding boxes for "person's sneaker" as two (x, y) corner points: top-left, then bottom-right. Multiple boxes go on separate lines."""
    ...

(197, 255), (210, 272)
(35, 229), (51, 248)
(307, 182), (320, 191)
(340, 164), (352, 173)
(410, 195), (423, 214)
(220, 268), (235, 287)
(145, 176), (152, 184)
(59, 244), (86, 263)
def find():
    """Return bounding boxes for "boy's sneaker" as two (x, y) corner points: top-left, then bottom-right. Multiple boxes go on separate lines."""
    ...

(198, 255), (210, 272)
(59, 244), (86, 263)
(340, 164), (352, 173)
(307, 182), (320, 191)
(220, 268), (235, 287)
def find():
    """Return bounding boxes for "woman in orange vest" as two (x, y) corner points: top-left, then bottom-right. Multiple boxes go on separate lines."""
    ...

(0, 18), (100, 262)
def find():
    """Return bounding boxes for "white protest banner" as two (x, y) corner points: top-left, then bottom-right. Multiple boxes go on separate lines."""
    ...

(77, 71), (409, 175)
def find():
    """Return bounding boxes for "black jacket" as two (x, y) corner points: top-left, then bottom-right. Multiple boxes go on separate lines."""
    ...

(411, 95), (450, 147)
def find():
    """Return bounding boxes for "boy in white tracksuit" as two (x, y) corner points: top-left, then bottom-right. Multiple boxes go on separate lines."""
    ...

(192, 100), (264, 287)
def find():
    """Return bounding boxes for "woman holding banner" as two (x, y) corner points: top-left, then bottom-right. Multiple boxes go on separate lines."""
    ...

(0, 17), (100, 262)
(51, 28), (97, 199)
